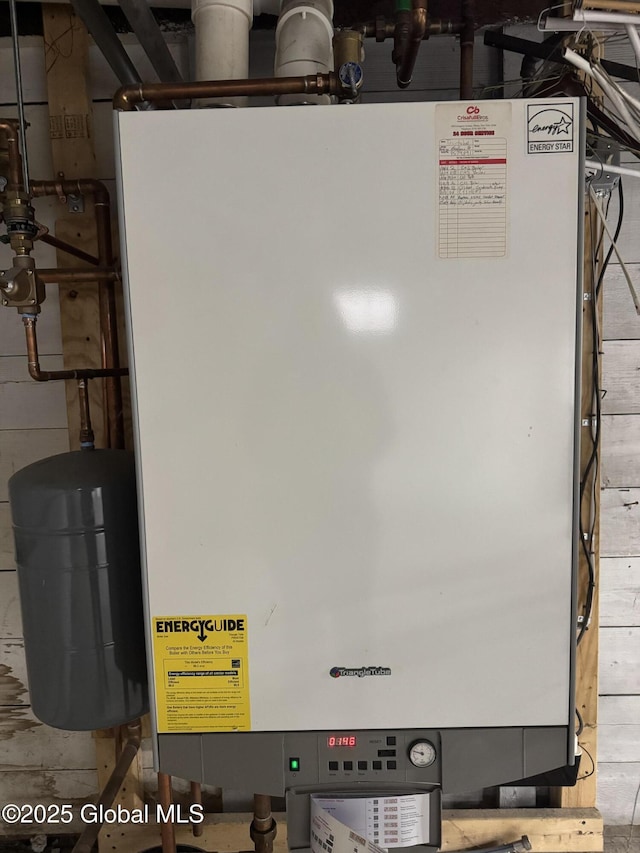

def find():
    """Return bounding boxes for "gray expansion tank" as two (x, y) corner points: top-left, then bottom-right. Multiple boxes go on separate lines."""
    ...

(9, 450), (149, 730)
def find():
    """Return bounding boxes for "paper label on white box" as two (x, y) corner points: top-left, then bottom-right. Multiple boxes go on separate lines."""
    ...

(311, 794), (431, 853)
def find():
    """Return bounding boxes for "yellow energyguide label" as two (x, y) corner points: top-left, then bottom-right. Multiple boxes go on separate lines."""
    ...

(152, 614), (250, 732)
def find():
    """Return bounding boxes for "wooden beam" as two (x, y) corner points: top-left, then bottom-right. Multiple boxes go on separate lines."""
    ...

(42, 4), (104, 450)
(42, 5), (142, 833)
(87, 809), (604, 853)
(551, 199), (602, 810)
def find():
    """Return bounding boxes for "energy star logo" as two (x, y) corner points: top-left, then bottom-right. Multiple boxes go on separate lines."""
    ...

(329, 666), (392, 678)
(527, 103), (574, 154)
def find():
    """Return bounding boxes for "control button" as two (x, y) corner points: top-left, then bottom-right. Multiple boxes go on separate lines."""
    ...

(378, 749), (396, 757)
(386, 736), (397, 746)
(329, 761), (339, 771)
(373, 760), (382, 770)
(387, 760), (397, 770)
(289, 757), (300, 772)
(358, 761), (367, 770)
(344, 761), (353, 771)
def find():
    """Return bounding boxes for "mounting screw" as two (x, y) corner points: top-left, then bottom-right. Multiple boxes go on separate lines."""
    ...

(26, 269), (33, 276)
(30, 298), (36, 304)
(1, 299), (7, 306)
(583, 292), (592, 301)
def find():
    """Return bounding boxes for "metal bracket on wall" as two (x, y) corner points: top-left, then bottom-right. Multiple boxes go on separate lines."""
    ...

(67, 192), (85, 214)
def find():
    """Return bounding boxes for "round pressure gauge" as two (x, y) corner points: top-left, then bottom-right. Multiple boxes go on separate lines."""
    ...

(408, 740), (437, 768)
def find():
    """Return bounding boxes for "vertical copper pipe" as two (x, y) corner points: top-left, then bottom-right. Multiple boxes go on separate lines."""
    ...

(94, 194), (124, 449)
(78, 378), (95, 449)
(459, 0), (474, 98)
(396, 0), (428, 88)
(29, 179), (125, 450)
(190, 781), (203, 837)
(158, 772), (177, 853)
(251, 794), (277, 853)
(0, 119), (23, 191)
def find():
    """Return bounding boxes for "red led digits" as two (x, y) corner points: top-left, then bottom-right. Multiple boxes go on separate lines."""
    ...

(327, 735), (357, 748)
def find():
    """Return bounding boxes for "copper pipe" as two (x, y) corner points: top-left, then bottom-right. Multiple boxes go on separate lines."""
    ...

(459, 0), (474, 98)
(39, 233), (100, 266)
(0, 119), (23, 191)
(158, 772), (177, 853)
(38, 267), (119, 283)
(114, 73), (339, 110)
(397, 0), (428, 88)
(362, 18), (461, 38)
(23, 314), (128, 381)
(72, 721), (141, 853)
(29, 178), (125, 448)
(190, 781), (203, 837)
(251, 794), (277, 853)
(78, 378), (95, 448)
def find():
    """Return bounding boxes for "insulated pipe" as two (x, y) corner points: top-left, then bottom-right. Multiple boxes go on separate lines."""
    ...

(113, 73), (339, 108)
(190, 781), (203, 837)
(69, 0), (143, 86)
(192, 0), (252, 105)
(274, 0), (334, 104)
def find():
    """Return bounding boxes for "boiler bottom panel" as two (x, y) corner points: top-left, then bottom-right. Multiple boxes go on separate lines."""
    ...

(157, 726), (571, 795)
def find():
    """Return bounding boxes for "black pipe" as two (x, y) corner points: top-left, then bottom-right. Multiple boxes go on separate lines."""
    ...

(69, 0), (143, 87)
(118, 0), (184, 84)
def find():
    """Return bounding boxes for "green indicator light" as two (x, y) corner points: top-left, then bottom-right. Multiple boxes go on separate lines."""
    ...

(290, 758), (300, 771)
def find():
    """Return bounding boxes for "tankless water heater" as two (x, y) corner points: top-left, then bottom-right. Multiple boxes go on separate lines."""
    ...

(115, 98), (583, 809)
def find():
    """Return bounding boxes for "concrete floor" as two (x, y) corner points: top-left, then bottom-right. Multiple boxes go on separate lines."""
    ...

(605, 826), (640, 853)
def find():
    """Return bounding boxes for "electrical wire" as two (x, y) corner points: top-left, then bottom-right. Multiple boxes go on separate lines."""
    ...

(575, 707), (584, 736)
(576, 743), (596, 781)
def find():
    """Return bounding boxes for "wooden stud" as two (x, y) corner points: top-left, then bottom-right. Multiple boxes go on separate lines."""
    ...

(551, 199), (602, 810)
(42, 5), (143, 831)
(88, 809), (604, 853)
(42, 4), (104, 450)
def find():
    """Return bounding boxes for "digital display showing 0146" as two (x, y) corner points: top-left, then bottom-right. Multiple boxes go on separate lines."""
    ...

(327, 736), (357, 747)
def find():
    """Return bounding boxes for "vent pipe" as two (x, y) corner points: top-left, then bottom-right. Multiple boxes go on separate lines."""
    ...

(274, 0), (334, 104)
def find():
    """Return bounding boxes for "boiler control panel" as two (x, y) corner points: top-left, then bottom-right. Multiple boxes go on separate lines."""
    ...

(283, 730), (441, 787)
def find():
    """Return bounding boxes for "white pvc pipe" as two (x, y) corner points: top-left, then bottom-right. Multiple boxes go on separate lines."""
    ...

(574, 9), (640, 26)
(192, 0), (252, 104)
(626, 24), (640, 64)
(274, 0), (334, 104)
(586, 159), (640, 178)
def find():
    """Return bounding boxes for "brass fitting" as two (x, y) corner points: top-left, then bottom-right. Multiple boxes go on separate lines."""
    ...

(0, 255), (45, 313)
(2, 190), (37, 255)
(333, 29), (365, 101)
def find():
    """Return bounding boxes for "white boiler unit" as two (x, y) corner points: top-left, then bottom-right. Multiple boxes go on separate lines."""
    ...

(115, 98), (583, 818)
